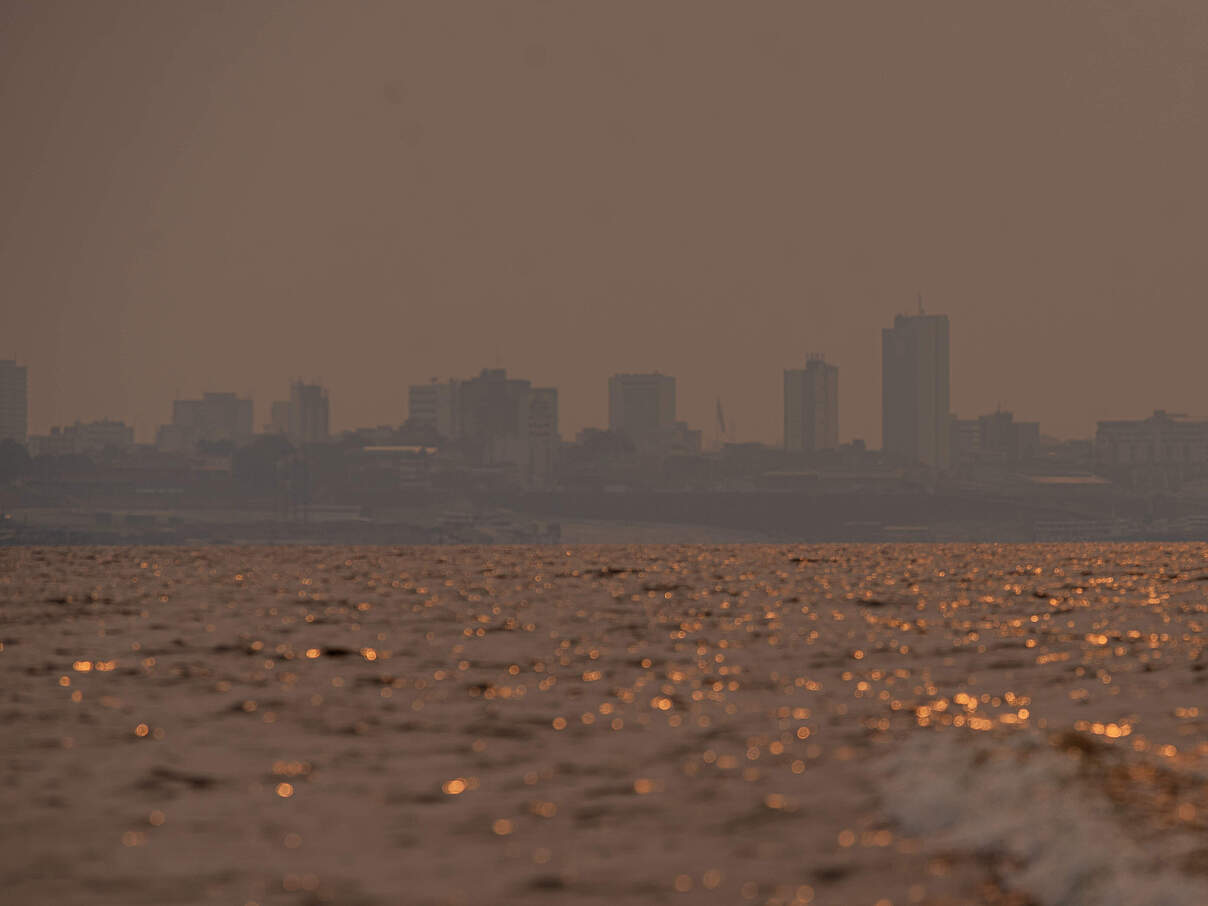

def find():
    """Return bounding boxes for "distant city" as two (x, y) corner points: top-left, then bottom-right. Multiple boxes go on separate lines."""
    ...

(2, 310), (1206, 545)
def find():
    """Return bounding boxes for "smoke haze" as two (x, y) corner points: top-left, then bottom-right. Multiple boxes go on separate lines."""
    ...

(3, 1), (1207, 443)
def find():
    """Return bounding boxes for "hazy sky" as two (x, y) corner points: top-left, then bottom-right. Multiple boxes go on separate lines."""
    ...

(3, 1), (1208, 445)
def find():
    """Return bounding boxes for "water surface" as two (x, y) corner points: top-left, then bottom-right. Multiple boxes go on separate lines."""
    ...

(2, 544), (1206, 905)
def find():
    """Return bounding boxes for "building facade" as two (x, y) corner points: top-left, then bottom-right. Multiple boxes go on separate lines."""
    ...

(1096, 411), (1208, 468)
(437, 368), (560, 488)
(882, 312), (950, 468)
(267, 400), (291, 435)
(950, 410), (1040, 467)
(407, 381), (456, 439)
(784, 356), (838, 453)
(455, 369), (533, 464)
(28, 419), (134, 457)
(165, 392), (253, 449)
(289, 382), (330, 445)
(608, 373), (676, 444)
(527, 386), (559, 489)
(0, 360), (28, 444)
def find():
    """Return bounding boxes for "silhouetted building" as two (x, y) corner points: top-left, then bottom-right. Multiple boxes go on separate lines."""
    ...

(979, 410), (1039, 463)
(882, 312), (950, 468)
(527, 387), (559, 489)
(0, 359), (28, 444)
(455, 369), (532, 458)
(784, 356), (838, 453)
(267, 400), (291, 435)
(1096, 411), (1208, 468)
(28, 419), (134, 457)
(949, 416), (982, 464)
(407, 380), (456, 438)
(451, 368), (559, 487)
(289, 382), (330, 445)
(161, 392), (253, 450)
(609, 373), (676, 444)
(606, 372), (700, 455)
(661, 422), (703, 454)
(950, 410), (1040, 467)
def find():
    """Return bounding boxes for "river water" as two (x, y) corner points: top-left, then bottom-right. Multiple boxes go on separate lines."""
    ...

(2, 544), (1206, 905)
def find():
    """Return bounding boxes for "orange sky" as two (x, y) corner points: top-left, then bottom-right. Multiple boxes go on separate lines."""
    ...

(3, 1), (1208, 444)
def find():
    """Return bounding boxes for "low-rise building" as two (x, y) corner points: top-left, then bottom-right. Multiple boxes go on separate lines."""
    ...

(28, 419), (134, 457)
(950, 410), (1041, 467)
(1096, 410), (1208, 469)
(163, 392), (253, 449)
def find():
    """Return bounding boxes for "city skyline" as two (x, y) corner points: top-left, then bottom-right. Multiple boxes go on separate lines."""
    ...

(6, 3), (1208, 446)
(11, 312), (1208, 450)
(6, 328), (960, 452)
(9, 295), (1208, 447)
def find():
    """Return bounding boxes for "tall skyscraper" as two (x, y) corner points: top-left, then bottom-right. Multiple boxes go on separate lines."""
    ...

(608, 373), (676, 444)
(289, 382), (330, 445)
(0, 360), (28, 444)
(784, 355), (838, 453)
(882, 312), (950, 468)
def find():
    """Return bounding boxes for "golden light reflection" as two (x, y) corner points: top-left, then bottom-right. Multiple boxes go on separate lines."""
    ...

(17, 546), (1208, 901)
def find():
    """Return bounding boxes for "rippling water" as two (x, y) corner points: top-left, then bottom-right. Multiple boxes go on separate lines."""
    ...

(2, 544), (1207, 906)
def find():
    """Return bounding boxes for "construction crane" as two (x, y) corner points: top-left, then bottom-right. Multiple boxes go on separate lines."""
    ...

(715, 398), (729, 447)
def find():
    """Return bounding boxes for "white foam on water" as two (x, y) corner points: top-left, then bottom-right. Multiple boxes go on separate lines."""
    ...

(881, 729), (1208, 906)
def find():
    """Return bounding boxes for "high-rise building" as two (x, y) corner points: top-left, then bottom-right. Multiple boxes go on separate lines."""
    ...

(0, 360), (29, 444)
(454, 368), (535, 465)
(527, 387), (559, 489)
(882, 312), (950, 468)
(608, 373), (676, 444)
(267, 401), (291, 435)
(407, 380), (456, 438)
(435, 369), (560, 487)
(163, 392), (253, 449)
(289, 382), (330, 445)
(784, 356), (838, 453)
